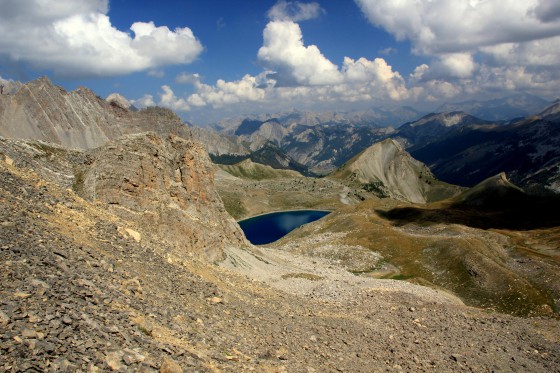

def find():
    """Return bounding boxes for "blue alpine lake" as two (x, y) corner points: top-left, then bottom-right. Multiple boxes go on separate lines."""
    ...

(238, 210), (330, 245)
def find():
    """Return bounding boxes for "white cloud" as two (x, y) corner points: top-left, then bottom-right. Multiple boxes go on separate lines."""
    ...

(160, 85), (191, 111)
(267, 1), (324, 22)
(187, 74), (267, 108)
(341, 57), (408, 100)
(0, 0), (203, 77)
(355, 0), (560, 102)
(379, 47), (397, 56)
(355, 0), (560, 56)
(257, 21), (343, 86)
(433, 53), (477, 79)
(132, 94), (156, 108)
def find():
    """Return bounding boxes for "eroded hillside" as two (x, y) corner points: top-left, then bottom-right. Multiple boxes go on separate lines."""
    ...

(1, 138), (560, 372)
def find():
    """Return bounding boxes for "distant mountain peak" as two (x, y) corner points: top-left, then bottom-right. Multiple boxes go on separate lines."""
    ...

(411, 111), (475, 128)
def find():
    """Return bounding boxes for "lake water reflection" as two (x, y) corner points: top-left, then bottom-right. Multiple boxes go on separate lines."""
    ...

(238, 210), (330, 245)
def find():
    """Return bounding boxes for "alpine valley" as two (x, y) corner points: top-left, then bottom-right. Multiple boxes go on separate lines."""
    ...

(1, 78), (559, 372)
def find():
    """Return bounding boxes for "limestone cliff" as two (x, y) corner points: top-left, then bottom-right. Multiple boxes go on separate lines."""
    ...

(0, 77), (191, 149)
(73, 132), (247, 262)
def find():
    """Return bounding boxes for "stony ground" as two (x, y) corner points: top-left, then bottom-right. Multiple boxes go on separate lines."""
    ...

(1, 159), (560, 372)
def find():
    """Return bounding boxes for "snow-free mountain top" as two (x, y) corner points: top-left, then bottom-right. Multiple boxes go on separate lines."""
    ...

(0, 77), (189, 149)
(330, 139), (461, 203)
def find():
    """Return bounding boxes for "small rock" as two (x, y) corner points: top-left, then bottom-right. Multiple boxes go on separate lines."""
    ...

(409, 307), (415, 312)
(62, 316), (72, 325)
(38, 341), (56, 353)
(309, 335), (318, 342)
(160, 357), (183, 373)
(276, 347), (289, 361)
(14, 292), (32, 298)
(450, 353), (465, 363)
(210, 297), (222, 304)
(1, 221), (16, 228)
(106, 325), (120, 334)
(0, 311), (9, 325)
(105, 351), (124, 371)
(22, 328), (37, 338)
(123, 348), (146, 365)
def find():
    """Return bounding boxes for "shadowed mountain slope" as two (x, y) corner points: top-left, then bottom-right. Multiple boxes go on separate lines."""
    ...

(409, 102), (560, 194)
(378, 173), (560, 231)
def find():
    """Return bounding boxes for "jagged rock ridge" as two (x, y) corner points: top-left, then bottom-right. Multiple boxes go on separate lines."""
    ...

(0, 77), (190, 149)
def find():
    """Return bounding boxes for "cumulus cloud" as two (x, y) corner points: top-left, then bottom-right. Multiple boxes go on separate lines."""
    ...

(187, 74), (268, 108)
(355, 0), (560, 55)
(267, 1), (324, 22)
(0, 0), (203, 77)
(160, 85), (191, 111)
(258, 21), (343, 86)
(341, 57), (407, 100)
(132, 94), (156, 108)
(432, 53), (477, 79)
(355, 0), (560, 102)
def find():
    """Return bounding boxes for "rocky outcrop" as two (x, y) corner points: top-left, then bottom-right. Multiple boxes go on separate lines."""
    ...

(330, 139), (461, 203)
(75, 132), (247, 261)
(0, 77), (191, 149)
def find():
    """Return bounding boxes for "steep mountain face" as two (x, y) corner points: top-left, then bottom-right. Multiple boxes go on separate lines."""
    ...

(329, 139), (461, 203)
(410, 103), (560, 194)
(394, 111), (491, 149)
(436, 93), (550, 122)
(0, 77), (190, 149)
(75, 132), (247, 262)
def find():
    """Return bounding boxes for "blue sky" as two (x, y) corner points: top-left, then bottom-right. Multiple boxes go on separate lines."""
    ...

(1, 0), (559, 124)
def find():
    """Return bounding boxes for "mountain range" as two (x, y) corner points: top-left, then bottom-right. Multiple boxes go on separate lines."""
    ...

(1, 77), (557, 196)
(0, 77), (559, 371)
(195, 100), (559, 195)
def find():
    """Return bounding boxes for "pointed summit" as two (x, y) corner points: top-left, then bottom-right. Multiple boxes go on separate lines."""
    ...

(330, 139), (461, 203)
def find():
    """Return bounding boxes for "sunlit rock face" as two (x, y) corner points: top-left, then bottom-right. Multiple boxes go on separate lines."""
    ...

(0, 77), (191, 150)
(77, 132), (248, 262)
